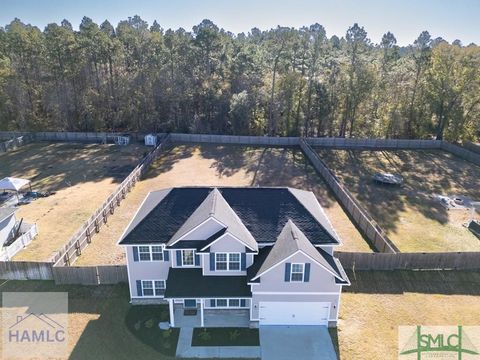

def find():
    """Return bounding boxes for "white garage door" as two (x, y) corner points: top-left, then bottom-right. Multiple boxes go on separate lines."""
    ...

(259, 301), (330, 326)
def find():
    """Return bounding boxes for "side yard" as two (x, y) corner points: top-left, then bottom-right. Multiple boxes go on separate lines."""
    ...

(336, 270), (480, 359)
(318, 149), (480, 252)
(77, 144), (371, 265)
(0, 142), (148, 261)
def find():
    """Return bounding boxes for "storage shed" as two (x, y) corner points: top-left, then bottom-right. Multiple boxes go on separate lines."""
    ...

(144, 133), (157, 146)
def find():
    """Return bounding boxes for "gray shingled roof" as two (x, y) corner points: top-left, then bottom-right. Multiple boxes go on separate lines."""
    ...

(167, 188), (258, 251)
(119, 187), (340, 246)
(251, 219), (346, 282)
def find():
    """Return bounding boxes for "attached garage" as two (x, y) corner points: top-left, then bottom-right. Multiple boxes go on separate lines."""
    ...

(259, 301), (330, 326)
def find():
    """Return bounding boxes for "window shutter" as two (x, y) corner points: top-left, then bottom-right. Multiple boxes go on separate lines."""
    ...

(176, 250), (182, 266)
(210, 299), (216, 307)
(284, 262), (291, 282)
(133, 247), (139, 262)
(241, 253), (246, 271)
(240, 299), (246, 307)
(210, 253), (215, 271)
(163, 249), (169, 261)
(136, 280), (142, 296)
(195, 253), (200, 266)
(304, 263), (311, 282)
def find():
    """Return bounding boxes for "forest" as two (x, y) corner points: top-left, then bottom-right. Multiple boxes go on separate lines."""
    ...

(0, 16), (479, 141)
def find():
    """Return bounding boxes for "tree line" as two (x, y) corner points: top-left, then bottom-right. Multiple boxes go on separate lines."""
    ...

(0, 16), (479, 141)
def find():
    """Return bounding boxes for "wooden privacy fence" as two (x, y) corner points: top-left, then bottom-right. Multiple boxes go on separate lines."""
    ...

(336, 251), (480, 270)
(306, 137), (441, 149)
(0, 261), (54, 280)
(464, 141), (480, 154)
(300, 139), (399, 253)
(51, 134), (172, 266)
(52, 265), (128, 285)
(170, 133), (300, 146)
(440, 141), (480, 166)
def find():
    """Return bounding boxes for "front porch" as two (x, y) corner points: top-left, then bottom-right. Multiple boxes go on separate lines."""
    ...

(170, 302), (251, 328)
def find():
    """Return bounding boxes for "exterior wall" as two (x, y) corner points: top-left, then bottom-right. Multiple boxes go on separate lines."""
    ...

(202, 234), (249, 276)
(0, 214), (16, 246)
(126, 246), (171, 299)
(252, 252), (342, 293)
(250, 293), (340, 323)
(250, 252), (342, 323)
(179, 218), (224, 241)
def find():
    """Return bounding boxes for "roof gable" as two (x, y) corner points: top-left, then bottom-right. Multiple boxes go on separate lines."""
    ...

(251, 220), (345, 281)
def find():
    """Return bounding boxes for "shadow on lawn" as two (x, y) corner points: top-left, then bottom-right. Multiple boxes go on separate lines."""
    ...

(0, 142), (147, 193)
(344, 270), (480, 295)
(317, 149), (480, 235)
(198, 144), (337, 209)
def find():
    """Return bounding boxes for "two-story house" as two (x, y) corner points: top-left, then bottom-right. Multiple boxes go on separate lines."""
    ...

(119, 187), (349, 328)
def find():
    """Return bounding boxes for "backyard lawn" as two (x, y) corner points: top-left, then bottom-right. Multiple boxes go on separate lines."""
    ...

(317, 149), (480, 252)
(0, 142), (147, 261)
(77, 144), (371, 265)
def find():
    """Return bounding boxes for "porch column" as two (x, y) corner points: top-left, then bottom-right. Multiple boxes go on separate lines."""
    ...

(200, 299), (204, 327)
(168, 299), (175, 327)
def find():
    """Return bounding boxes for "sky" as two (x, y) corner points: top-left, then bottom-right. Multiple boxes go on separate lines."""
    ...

(1, 0), (479, 46)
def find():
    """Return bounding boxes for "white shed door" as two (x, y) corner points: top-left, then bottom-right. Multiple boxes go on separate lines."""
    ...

(259, 301), (330, 326)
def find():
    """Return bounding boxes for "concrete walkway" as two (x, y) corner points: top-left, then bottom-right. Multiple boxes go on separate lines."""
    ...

(175, 327), (261, 358)
(260, 326), (337, 360)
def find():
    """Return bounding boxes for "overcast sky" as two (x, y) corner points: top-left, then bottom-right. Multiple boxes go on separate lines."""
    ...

(1, 0), (479, 46)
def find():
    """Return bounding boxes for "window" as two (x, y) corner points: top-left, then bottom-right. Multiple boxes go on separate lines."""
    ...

(142, 280), (154, 296)
(215, 253), (227, 270)
(151, 246), (163, 261)
(208, 298), (248, 308)
(139, 246), (151, 261)
(184, 299), (197, 308)
(141, 280), (165, 297)
(182, 250), (194, 266)
(291, 263), (304, 282)
(215, 253), (241, 271)
(154, 280), (165, 296)
(229, 299), (240, 307)
(216, 299), (228, 307)
(229, 253), (240, 270)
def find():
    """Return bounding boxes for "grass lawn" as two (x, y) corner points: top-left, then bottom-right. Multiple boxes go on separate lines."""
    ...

(78, 145), (371, 265)
(0, 142), (147, 261)
(318, 149), (480, 252)
(0, 280), (177, 360)
(192, 327), (260, 347)
(336, 270), (480, 359)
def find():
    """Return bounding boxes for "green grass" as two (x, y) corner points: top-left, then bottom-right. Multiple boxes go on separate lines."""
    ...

(192, 327), (260, 347)
(0, 280), (178, 360)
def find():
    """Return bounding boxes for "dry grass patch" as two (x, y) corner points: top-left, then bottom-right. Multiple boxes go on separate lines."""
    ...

(336, 270), (480, 359)
(318, 149), (480, 252)
(77, 144), (371, 265)
(0, 142), (148, 261)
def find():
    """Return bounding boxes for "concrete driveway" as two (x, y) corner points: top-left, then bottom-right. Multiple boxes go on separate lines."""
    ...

(259, 326), (337, 360)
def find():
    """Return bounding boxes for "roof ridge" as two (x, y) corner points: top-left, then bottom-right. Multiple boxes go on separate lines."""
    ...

(210, 188), (218, 216)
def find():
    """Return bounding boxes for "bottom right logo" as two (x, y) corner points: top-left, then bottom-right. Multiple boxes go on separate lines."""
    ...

(399, 326), (480, 359)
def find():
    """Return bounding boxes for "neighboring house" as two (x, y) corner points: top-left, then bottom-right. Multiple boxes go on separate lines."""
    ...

(119, 187), (349, 327)
(0, 207), (38, 260)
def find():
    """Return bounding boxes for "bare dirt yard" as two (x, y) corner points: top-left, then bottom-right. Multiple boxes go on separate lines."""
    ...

(335, 270), (480, 359)
(0, 142), (148, 261)
(77, 144), (371, 265)
(317, 149), (480, 252)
